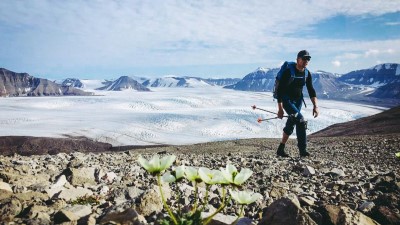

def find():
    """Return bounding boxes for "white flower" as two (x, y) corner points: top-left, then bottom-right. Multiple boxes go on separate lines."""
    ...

(162, 165), (185, 183)
(198, 167), (226, 185)
(220, 164), (253, 186)
(230, 190), (263, 205)
(137, 154), (176, 174)
(162, 172), (176, 183)
(184, 166), (201, 182)
(396, 152), (400, 158)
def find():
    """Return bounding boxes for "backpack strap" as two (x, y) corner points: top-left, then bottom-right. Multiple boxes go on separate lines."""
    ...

(302, 68), (309, 108)
(288, 63), (296, 78)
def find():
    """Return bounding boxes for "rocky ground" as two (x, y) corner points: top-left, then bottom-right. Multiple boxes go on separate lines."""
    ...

(0, 134), (399, 225)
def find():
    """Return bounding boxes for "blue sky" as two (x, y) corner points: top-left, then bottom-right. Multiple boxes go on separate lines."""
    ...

(0, 0), (399, 80)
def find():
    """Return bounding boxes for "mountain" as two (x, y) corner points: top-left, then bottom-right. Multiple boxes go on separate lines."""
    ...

(97, 76), (150, 91)
(370, 82), (400, 99)
(223, 67), (278, 91)
(142, 76), (212, 88)
(338, 63), (400, 85)
(202, 78), (241, 86)
(224, 64), (400, 105)
(310, 105), (400, 137)
(0, 68), (92, 97)
(306, 70), (357, 99)
(338, 63), (400, 99)
(61, 78), (84, 88)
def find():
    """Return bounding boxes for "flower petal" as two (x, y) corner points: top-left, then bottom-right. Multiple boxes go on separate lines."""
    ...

(248, 193), (263, 203)
(230, 190), (262, 205)
(162, 172), (176, 183)
(160, 155), (176, 172)
(185, 166), (199, 181)
(229, 189), (240, 203)
(198, 167), (212, 184)
(227, 164), (237, 175)
(175, 165), (185, 179)
(234, 168), (253, 185)
(148, 155), (161, 173)
(137, 155), (151, 172)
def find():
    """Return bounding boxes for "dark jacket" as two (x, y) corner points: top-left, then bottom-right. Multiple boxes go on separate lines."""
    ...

(277, 66), (317, 103)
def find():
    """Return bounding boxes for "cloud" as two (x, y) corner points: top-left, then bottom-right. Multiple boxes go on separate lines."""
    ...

(332, 60), (341, 67)
(364, 48), (396, 57)
(385, 22), (400, 26)
(0, 0), (399, 77)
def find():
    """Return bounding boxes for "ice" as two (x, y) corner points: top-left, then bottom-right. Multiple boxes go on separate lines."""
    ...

(0, 87), (386, 146)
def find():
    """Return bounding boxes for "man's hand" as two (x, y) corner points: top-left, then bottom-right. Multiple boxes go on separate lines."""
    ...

(278, 108), (284, 119)
(313, 106), (319, 118)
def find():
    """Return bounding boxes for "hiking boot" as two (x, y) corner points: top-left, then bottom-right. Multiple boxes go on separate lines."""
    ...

(300, 151), (310, 157)
(277, 143), (289, 157)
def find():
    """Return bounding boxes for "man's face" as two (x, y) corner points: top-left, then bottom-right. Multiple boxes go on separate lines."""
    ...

(296, 57), (310, 69)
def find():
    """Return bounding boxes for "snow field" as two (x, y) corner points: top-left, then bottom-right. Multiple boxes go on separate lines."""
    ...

(0, 87), (386, 146)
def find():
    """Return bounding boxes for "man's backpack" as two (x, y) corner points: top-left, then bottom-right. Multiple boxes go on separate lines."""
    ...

(272, 61), (309, 99)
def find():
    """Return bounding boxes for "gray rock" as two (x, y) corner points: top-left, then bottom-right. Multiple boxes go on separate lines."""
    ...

(359, 201), (375, 213)
(303, 166), (316, 176)
(259, 194), (317, 225)
(99, 208), (145, 225)
(137, 188), (164, 216)
(25, 205), (51, 223)
(127, 186), (144, 200)
(322, 205), (380, 225)
(64, 204), (92, 220)
(201, 212), (237, 225)
(56, 187), (93, 201)
(0, 181), (13, 192)
(327, 168), (346, 177)
(53, 209), (79, 224)
(0, 197), (22, 222)
(64, 167), (97, 186)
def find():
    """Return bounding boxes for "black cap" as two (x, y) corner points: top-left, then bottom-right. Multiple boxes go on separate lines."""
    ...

(297, 50), (311, 59)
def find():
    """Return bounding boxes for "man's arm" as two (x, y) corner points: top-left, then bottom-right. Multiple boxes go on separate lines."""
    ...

(277, 102), (284, 119)
(311, 97), (319, 118)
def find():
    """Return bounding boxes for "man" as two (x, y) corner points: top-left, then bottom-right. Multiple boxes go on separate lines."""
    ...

(276, 50), (319, 157)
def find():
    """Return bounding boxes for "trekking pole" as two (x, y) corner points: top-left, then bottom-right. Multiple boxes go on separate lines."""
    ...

(257, 117), (280, 123)
(251, 105), (288, 117)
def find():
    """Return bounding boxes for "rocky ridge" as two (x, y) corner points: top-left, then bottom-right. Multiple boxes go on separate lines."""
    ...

(0, 135), (399, 225)
(0, 68), (92, 97)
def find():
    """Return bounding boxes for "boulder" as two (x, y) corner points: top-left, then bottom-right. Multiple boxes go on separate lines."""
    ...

(303, 166), (316, 176)
(63, 167), (97, 186)
(320, 205), (380, 225)
(56, 187), (93, 201)
(99, 208), (145, 225)
(259, 194), (317, 225)
(201, 212), (237, 225)
(0, 197), (22, 222)
(53, 209), (79, 224)
(0, 181), (13, 192)
(370, 206), (400, 225)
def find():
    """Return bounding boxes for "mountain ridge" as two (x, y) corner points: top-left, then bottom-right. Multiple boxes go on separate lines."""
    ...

(0, 68), (93, 97)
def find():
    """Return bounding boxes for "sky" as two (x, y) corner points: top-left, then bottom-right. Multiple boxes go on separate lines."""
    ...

(0, 0), (399, 80)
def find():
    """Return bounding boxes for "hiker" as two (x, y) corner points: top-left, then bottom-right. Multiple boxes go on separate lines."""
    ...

(276, 50), (319, 157)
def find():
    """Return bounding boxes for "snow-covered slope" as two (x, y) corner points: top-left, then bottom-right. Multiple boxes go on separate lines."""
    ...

(142, 76), (212, 88)
(97, 76), (150, 91)
(224, 67), (278, 91)
(339, 63), (399, 85)
(0, 87), (385, 146)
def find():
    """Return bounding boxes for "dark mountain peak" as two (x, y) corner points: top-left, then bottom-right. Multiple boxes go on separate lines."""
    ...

(0, 68), (92, 97)
(97, 76), (150, 91)
(242, 67), (277, 80)
(62, 78), (84, 88)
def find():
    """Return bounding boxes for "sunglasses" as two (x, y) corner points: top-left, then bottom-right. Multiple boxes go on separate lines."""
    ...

(302, 57), (311, 61)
